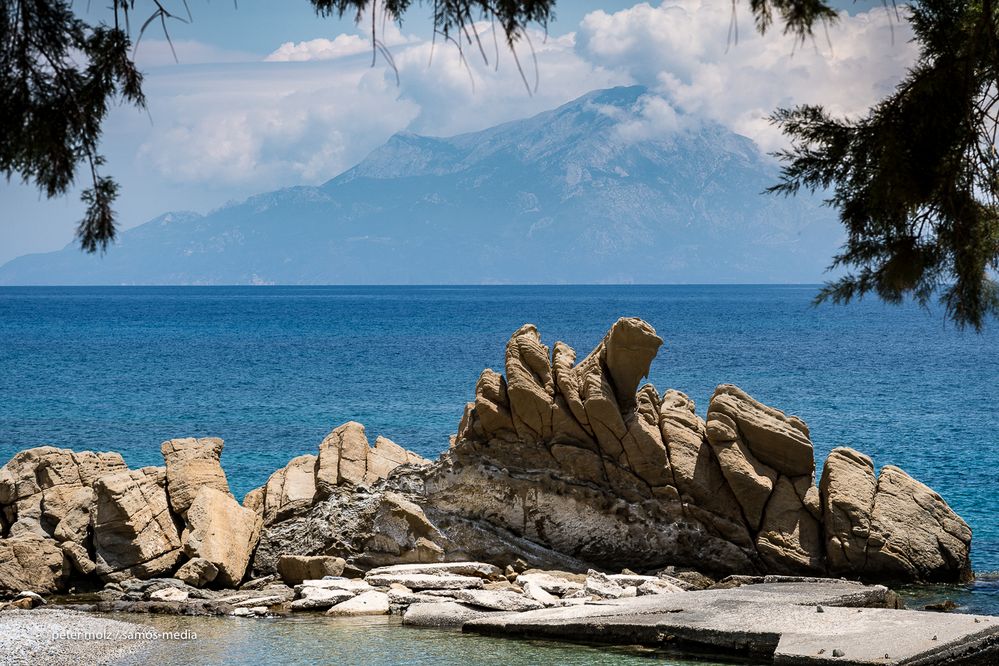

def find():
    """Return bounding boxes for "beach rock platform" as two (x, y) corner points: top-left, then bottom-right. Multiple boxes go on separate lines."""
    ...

(464, 581), (999, 665)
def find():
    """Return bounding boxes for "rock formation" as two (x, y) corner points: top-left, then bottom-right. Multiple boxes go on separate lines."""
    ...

(0, 319), (973, 595)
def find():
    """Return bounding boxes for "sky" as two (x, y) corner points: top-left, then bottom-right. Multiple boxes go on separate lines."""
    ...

(0, 0), (911, 265)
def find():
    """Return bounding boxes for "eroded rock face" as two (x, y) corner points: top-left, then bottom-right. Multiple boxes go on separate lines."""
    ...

(0, 535), (68, 592)
(92, 467), (183, 581)
(414, 318), (971, 582)
(245, 423), (430, 529)
(182, 487), (262, 587)
(821, 449), (972, 583)
(161, 438), (232, 516)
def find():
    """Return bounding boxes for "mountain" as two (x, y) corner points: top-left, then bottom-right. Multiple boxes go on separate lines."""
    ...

(0, 86), (842, 285)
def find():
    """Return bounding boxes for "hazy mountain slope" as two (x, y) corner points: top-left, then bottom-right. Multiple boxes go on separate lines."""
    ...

(0, 86), (842, 285)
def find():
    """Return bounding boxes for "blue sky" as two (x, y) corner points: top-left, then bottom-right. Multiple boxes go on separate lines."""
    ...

(1, 1), (904, 264)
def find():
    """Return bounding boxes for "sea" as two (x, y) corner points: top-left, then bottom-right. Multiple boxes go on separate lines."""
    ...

(1, 285), (997, 661)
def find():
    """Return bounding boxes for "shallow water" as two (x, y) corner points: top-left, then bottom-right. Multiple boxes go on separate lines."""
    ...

(1, 285), (997, 607)
(115, 614), (733, 666)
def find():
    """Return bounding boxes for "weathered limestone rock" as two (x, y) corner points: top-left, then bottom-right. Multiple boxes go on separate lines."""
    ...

(175, 557), (219, 588)
(402, 601), (495, 627)
(707, 385), (813, 477)
(452, 588), (544, 612)
(277, 555), (346, 585)
(504, 324), (556, 442)
(756, 476), (824, 575)
(291, 587), (354, 610)
(161, 437), (232, 516)
(92, 467), (182, 581)
(60, 541), (97, 575)
(365, 562), (502, 580)
(820, 447), (877, 575)
(864, 466), (972, 582)
(365, 572), (485, 590)
(182, 487), (262, 587)
(255, 454), (318, 526)
(0, 447), (126, 542)
(241, 319), (971, 585)
(0, 535), (68, 592)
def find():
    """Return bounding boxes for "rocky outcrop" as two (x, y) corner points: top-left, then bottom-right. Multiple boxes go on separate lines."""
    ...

(0, 437), (274, 592)
(415, 318), (971, 582)
(244, 423), (430, 529)
(0, 318), (973, 594)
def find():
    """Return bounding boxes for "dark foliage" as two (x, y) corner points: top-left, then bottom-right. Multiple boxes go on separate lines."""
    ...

(770, 0), (999, 330)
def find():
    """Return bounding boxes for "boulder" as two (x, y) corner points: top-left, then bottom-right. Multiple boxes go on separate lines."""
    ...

(317, 422), (428, 492)
(174, 557), (219, 588)
(584, 570), (633, 599)
(182, 487), (262, 587)
(0, 535), (67, 593)
(706, 385), (813, 477)
(0, 447), (126, 542)
(91, 467), (183, 581)
(325, 590), (389, 616)
(161, 438), (232, 516)
(277, 555), (346, 585)
(863, 466), (972, 583)
(290, 587), (354, 611)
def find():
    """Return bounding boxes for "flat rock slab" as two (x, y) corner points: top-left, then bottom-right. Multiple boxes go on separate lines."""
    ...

(365, 573), (485, 590)
(365, 562), (502, 579)
(464, 582), (999, 665)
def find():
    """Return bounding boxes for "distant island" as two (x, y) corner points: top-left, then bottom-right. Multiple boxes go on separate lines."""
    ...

(0, 86), (842, 286)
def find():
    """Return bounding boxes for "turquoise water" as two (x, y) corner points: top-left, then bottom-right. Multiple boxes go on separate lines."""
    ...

(1, 285), (996, 580)
(116, 615), (732, 665)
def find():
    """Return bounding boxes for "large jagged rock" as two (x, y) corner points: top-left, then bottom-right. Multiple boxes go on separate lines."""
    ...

(821, 448), (972, 583)
(182, 487), (262, 587)
(0, 447), (126, 542)
(92, 467), (183, 581)
(161, 437), (232, 516)
(247, 454), (318, 526)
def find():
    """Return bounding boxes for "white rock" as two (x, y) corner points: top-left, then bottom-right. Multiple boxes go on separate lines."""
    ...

(290, 588), (354, 611)
(233, 595), (285, 608)
(364, 573), (484, 590)
(521, 580), (559, 606)
(148, 587), (189, 602)
(452, 589), (544, 612)
(637, 579), (684, 595)
(294, 578), (372, 594)
(365, 562), (502, 580)
(583, 570), (629, 599)
(325, 590), (390, 616)
(516, 573), (584, 596)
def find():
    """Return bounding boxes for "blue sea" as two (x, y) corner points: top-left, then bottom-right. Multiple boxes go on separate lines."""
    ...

(2, 285), (998, 617)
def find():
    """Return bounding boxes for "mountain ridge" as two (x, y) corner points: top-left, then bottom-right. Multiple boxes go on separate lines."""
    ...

(0, 85), (842, 285)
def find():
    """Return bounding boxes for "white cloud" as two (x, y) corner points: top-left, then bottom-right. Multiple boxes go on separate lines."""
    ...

(265, 19), (418, 63)
(576, 1), (916, 149)
(132, 1), (917, 189)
